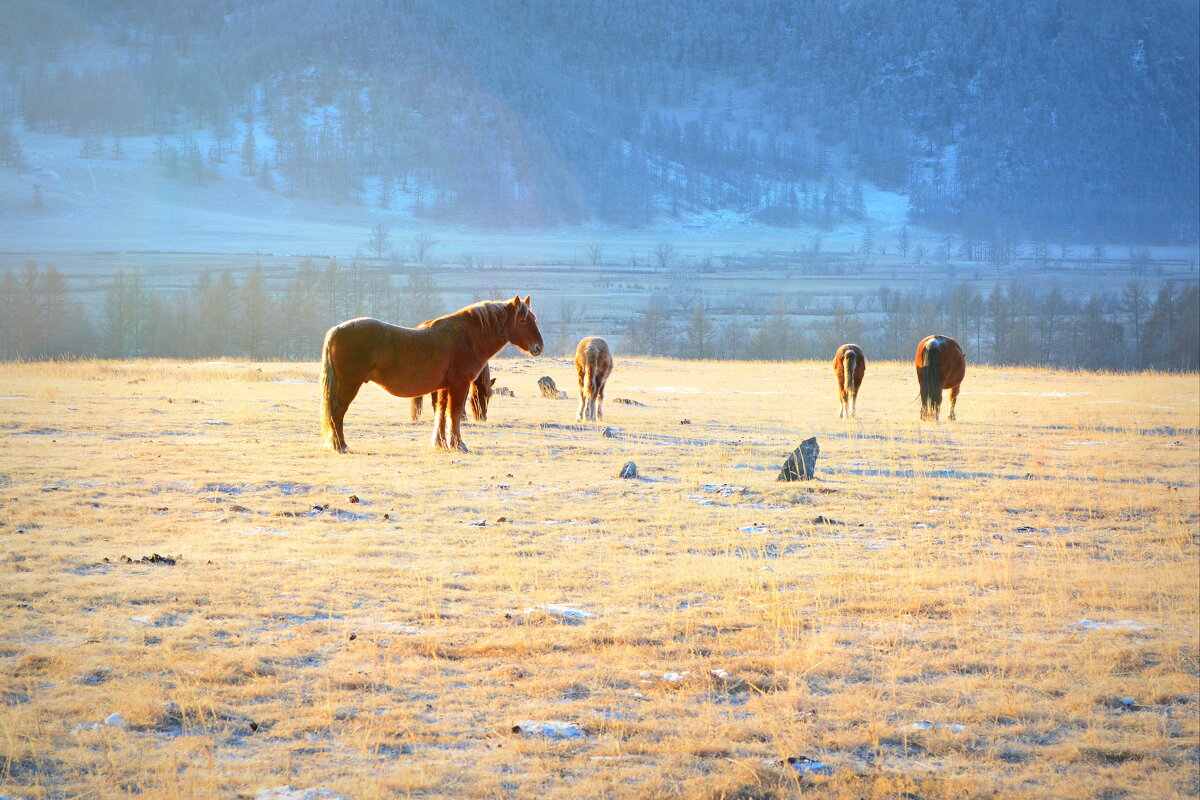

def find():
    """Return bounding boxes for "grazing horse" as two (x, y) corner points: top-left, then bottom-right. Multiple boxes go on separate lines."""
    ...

(833, 343), (865, 419)
(915, 334), (966, 421)
(320, 295), (543, 453)
(410, 363), (495, 423)
(574, 337), (613, 422)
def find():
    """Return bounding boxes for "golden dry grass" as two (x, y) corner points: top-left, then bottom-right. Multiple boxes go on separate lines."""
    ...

(0, 357), (1196, 800)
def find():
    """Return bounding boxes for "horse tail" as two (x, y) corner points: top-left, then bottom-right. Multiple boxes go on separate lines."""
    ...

(920, 338), (943, 414)
(588, 359), (603, 398)
(843, 349), (857, 396)
(320, 325), (339, 448)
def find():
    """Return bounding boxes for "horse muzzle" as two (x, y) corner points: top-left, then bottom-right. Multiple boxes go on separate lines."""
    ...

(529, 342), (543, 356)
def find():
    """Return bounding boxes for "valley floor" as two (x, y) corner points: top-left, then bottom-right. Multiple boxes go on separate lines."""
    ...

(0, 358), (1197, 799)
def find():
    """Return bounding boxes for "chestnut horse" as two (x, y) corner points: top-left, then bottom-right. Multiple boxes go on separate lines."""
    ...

(410, 363), (495, 423)
(833, 343), (865, 419)
(320, 295), (543, 452)
(574, 337), (613, 422)
(915, 334), (966, 421)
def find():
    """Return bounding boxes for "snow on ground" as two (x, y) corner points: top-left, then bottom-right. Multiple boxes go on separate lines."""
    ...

(3, 127), (1192, 266)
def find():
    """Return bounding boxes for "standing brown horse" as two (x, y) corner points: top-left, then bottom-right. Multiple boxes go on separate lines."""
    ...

(320, 295), (543, 453)
(410, 363), (495, 423)
(833, 343), (865, 419)
(574, 337), (613, 422)
(915, 334), (966, 421)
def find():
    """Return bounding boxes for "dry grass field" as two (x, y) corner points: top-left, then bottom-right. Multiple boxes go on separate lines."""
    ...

(0, 357), (1196, 800)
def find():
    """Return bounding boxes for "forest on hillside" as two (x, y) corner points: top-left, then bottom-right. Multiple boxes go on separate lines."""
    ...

(2, 0), (1197, 241)
(2, 260), (1196, 372)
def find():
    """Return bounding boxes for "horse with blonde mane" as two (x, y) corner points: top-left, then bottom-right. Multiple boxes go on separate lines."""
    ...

(574, 337), (613, 422)
(320, 296), (542, 453)
(915, 334), (966, 421)
(833, 343), (865, 419)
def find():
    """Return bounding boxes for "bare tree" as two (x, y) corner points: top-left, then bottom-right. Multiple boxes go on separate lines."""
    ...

(367, 223), (392, 261)
(412, 232), (439, 265)
(653, 242), (675, 272)
(585, 240), (605, 267)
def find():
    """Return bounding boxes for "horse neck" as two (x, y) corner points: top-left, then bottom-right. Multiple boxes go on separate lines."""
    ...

(456, 310), (512, 364)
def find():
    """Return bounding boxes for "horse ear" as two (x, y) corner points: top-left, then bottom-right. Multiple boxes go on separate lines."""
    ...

(510, 294), (521, 305)
(490, 377), (497, 386)
(523, 294), (531, 306)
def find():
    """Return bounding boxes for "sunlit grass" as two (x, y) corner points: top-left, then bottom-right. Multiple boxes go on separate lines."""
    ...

(0, 357), (1196, 799)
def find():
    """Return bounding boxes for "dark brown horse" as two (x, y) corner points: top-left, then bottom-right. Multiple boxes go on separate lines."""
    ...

(833, 343), (865, 419)
(320, 296), (543, 453)
(410, 363), (495, 423)
(574, 337), (613, 422)
(915, 334), (966, 421)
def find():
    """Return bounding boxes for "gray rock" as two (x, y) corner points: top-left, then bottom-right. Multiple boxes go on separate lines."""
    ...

(619, 461), (638, 479)
(537, 376), (558, 397)
(778, 437), (819, 481)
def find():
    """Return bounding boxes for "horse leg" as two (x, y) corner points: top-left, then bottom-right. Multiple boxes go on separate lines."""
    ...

(948, 384), (959, 421)
(595, 383), (605, 422)
(329, 380), (361, 453)
(410, 395), (423, 422)
(848, 390), (856, 419)
(446, 385), (470, 452)
(431, 391), (449, 450)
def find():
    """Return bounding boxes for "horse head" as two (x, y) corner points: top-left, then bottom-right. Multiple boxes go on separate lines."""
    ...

(508, 295), (544, 356)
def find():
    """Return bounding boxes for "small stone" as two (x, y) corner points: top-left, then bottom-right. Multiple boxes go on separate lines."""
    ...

(602, 426), (619, 438)
(619, 461), (638, 479)
(778, 437), (819, 481)
(348, 495), (360, 504)
(537, 376), (558, 398)
(104, 712), (125, 727)
(679, 419), (691, 425)
(1120, 697), (1136, 709)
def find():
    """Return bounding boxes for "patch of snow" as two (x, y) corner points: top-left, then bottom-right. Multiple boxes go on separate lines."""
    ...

(770, 755), (834, 776)
(255, 789), (351, 800)
(512, 720), (586, 740)
(1071, 618), (1147, 633)
(906, 721), (965, 734)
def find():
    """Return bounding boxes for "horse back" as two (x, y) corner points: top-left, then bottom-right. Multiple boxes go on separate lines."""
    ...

(916, 335), (965, 388)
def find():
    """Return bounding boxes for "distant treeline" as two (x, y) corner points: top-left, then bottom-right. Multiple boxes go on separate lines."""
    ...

(622, 280), (1199, 371)
(1, 261), (1196, 372)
